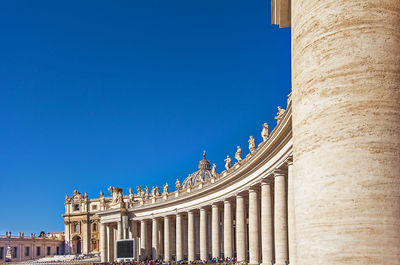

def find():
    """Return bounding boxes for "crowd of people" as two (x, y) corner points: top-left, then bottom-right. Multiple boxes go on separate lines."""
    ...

(94, 257), (246, 265)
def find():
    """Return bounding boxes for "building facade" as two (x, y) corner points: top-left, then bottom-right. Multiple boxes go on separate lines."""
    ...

(0, 232), (64, 262)
(63, 0), (400, 264)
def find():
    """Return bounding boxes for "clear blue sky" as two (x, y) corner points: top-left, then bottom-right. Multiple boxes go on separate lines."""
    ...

(0, 0), (290, 234)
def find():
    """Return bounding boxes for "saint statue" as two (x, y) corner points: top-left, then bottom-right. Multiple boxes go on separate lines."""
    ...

(176, 179), (182, 190)
(211, 163), (218, 177)
(248, 136), (256, 153)
(225, 155), (232, 170)
(145, 186), (149, 196)
(163, 183), (169, 194)
(261, 122), (269, 141)
(275, 106), (286, 124)
(151, 186), (156, 197)
(99, 191), (104, 198)
(136, 185), (143, 196)
(155, 186), (160, 196)
(235, 146), (242, 161)
(129, 187), (133, 195)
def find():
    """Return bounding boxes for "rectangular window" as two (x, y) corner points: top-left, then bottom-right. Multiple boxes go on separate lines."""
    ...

(73, 204), (80, 211)
(56, 247), (60, 255)
(36, 247), (40, 256)
(91, 205), (97, 210)
(12, 247), (17, 259)
(47, 247), (51, 256)
(25, 247), (30, 257)
(0, 247), (3, 260)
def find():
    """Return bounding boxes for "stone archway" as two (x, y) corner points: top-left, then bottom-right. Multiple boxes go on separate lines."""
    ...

(72, 236), (81, 254)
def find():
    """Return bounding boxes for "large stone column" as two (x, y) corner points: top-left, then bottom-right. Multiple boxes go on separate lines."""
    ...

(117, 221), (122, 241)
(107, 225), (114, 262)
(248, 188), (260, 265)
(261, 181), (273, 265)
(164, 216), (171, 262)
(274, 169), (288, 265)
(152, 218), (159, 260)
(200, 207), (208, 260)
(286, 157), (296, 265)
(211, 204), (220, 258)
(100, 223), (108, 262)
(176, 213), (183, 261)
(188, 210), (195, 262)
(236, 195), (246, 262)
(122, 215), (129, 240)
(291, 0), (400, 264)
(223, 200), (233, 259)
(140, 220), (147, 260)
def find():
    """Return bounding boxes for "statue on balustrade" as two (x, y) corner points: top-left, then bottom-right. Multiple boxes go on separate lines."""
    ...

(235, 146), (242, 162)
(225, 156), (232, 170)
(262, 122), (269, 141)
(275, 106), (286, 124)
(163, 183), (169, 194)
(248, 136), (256, 152)
(212, 163), (218, 178)
(176, 179), (182, 190)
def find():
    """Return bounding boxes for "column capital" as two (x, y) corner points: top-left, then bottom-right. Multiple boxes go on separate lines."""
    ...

(273, 168), (286, 177)
(212, 203), (219, 208)
(286, 155), (293, 166)
(261, 179), (273, 186)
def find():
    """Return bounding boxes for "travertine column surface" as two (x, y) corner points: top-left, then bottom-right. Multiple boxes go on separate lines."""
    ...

(223, 200), (233, 259)
(236, 195), (246, 262)
(117, 221), (122, 241)
(152, 218), (159, 260)
(200, 208), (208, 260)
(287, 157), (297, 265)
(261, 182), (273, 265)
(248, 189), (260, 265)
(274, 169), (288, 265)
(164, 216), (171, 262)
(211, 204), (220, 258)
(107, 225), (114, 262)
(100, 223), (107, 262)
(188, 211), (195, 261)
(140, 220), (147, 260)
(176, 214), (183, 261)
(291, 0), (400, 264)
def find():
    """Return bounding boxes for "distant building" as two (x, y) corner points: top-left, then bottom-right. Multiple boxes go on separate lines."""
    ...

(0, 232), (64, 262)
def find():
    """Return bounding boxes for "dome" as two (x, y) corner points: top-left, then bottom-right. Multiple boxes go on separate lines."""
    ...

(182, 152), (213, 188)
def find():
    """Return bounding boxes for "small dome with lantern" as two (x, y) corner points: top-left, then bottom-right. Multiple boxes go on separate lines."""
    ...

(182, 152), (213, 188)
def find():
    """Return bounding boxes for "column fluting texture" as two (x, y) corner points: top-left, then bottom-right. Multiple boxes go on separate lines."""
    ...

(152, 218), (159, 260)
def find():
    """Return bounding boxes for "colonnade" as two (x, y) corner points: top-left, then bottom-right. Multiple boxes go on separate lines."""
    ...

(100, 159), (295, 265)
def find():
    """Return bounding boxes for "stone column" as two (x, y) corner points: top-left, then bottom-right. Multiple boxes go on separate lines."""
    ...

(207, 213), (212, 257)
(140, 220), (147, 260)
(236, 195), (246, 262)
(107, 225), (115, 262)
(249, 188), (260, 265)
(152, 218), (159, 260)
(188, 210), (195, 262)
(176, 213), (183, 261)
(274, 169), (288, 265)
(200, 207), (208, 260)
(211, 204), (220, 258)
(286, 157), (297, 265)
(164, 216), (171, 262)
(223, 200), (233, 259)
(131, 221), (138, 238)
(122, 215), (129, 240)
(117, 220), (123, 241)
(291, 0), (400, 264)
(261, 181), (273, 265)
(100, 223), (108, 262)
